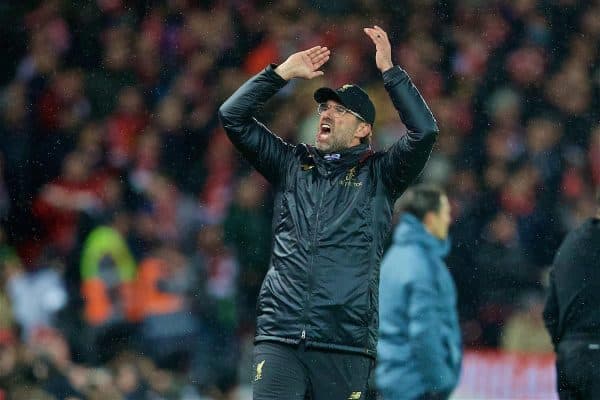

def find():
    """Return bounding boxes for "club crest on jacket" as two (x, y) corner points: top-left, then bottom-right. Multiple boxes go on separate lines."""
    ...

(340, 166), (363, 188)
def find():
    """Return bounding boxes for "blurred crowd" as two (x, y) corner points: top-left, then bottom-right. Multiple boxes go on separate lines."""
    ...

(0, 0), (598, 398)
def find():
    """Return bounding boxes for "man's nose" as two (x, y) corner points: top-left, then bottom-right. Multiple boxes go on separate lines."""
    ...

(322, 105), (335, 117)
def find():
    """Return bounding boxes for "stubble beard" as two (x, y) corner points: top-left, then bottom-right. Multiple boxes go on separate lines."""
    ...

(315, 130), (353, 153)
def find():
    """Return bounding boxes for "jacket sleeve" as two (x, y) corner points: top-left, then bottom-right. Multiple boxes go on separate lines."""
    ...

(406, 248), (456, 392)
(377, 66), (439, 198)
(218, 65), (295, 185)
(543, 268), (560, 347)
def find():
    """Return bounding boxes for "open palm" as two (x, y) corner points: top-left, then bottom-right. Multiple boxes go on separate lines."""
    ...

(275, 46), (330, 80)
(364, 25), (393, 72)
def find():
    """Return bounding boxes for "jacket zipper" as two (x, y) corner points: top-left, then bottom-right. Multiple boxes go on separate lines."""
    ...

(301, 175), (326, 342)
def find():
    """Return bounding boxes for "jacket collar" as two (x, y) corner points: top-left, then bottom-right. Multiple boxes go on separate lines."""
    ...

(393, 213), (450, 258)
(309, 143), (373, 169)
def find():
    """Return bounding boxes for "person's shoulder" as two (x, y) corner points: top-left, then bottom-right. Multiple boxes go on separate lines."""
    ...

(562, 218), (598, 245)
(358, 150), (386, 171)
(367, 149), (387, 160)
(295, 142), (311, 153)
(554, 218), (600, 264)
(292, 142), (314, 161)
(382, 242), (430, 271)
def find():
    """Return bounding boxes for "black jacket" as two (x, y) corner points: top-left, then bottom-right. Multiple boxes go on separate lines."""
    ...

(543, 217), (600, 346)
(218, 65), (438, 357)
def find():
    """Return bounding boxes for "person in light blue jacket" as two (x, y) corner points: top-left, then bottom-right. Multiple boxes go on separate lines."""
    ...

(376, 185), (461, 400)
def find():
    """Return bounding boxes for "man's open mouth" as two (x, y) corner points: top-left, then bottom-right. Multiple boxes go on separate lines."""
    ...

(319, 123), (331, 135)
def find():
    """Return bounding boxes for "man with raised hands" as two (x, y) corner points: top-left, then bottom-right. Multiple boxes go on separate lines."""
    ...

(219, 25), (438, 399)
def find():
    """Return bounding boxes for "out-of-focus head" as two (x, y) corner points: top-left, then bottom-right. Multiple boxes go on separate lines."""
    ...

(196, 223), (224, 253)
(62, 151), (90, 182)
(396, 184), (451, 240)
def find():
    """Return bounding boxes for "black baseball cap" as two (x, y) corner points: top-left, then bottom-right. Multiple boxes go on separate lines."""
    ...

(314, 84), (375, 124)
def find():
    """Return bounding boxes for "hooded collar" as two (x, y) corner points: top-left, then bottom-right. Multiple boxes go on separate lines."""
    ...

(392, 213), (450, 258)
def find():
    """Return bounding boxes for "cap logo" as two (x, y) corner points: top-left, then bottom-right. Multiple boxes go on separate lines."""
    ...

(340, 84), (354, 91)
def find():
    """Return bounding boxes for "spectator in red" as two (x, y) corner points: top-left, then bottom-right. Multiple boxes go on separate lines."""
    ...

(33, 151), (106, 257)
(37, 68), (90, 136)
(105, 86), (148, 168)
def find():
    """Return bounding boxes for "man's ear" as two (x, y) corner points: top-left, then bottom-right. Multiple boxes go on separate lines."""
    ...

(355, 123), (372, 140)
(423, 211), (434, 227)
(423, 210), (438, 233)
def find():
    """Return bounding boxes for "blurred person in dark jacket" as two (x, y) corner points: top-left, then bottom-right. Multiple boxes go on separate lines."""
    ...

(543, 188), (600, 400)
(474, 212), (537, 298)
(219, 25), (438, 399)
(376, 185), (461, 400)
(223, 172), (272, 329)
(188, 223), (240, 397)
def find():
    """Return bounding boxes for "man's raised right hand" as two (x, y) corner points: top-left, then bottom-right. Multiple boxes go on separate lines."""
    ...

(274, 46), (330, 81)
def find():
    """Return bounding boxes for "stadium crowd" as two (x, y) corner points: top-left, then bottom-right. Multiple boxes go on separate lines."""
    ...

(0, 0), (598, 398)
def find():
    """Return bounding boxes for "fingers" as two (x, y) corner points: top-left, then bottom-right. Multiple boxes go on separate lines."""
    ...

(313, 57), (329, 70)
(374, 25), (389, 40)
(307, 46), (330, 69)
(309, 47), (330, 60)
(312, 52), (330, 68)
(363, 28), (378, 43)
(363, 25), (389, 43)
(306, 46), (330, 58)
(363, 25), (393, 72)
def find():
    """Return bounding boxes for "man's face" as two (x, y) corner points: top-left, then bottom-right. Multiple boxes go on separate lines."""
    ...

(428, 195), (452, 240)
(315, 100), (363, 152)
